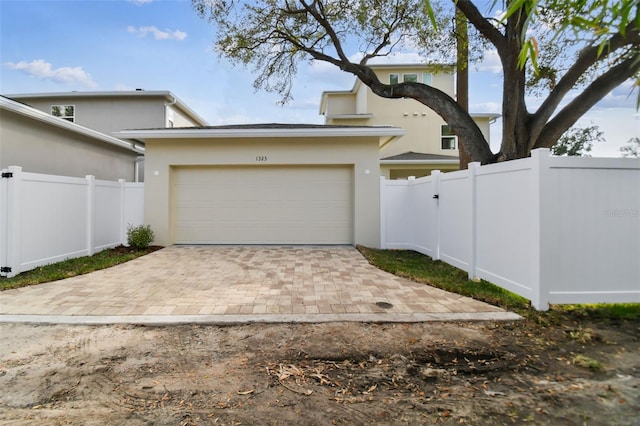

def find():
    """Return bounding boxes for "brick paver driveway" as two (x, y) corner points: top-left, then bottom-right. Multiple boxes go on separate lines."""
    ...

(0, 246), (518, 324)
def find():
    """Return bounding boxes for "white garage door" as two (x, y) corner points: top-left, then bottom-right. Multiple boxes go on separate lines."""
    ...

(172, 166), (353, 244)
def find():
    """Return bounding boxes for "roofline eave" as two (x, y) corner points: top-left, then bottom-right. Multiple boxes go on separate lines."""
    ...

(114, 126), (406, 141)
(380, 159), (460, 165)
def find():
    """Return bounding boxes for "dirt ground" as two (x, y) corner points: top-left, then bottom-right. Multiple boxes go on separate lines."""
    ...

(1, 316), (638, 425)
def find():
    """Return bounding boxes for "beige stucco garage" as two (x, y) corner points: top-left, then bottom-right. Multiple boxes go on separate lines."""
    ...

(115, 125), (404, 248)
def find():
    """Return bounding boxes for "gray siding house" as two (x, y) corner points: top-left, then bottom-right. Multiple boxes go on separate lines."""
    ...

(2, 91), (208, 182)
(5, 90), (208, 135)
(1, 96), (144, 181)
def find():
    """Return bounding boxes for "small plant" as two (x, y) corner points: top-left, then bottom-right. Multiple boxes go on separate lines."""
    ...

(572, 354), (603, 371)
(127, 224), (155, 250)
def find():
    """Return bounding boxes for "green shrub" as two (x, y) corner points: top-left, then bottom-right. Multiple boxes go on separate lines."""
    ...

(127, 224), (155, 250)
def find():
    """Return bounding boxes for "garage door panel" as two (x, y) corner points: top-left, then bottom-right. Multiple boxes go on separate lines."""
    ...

(172, 166), (353, 244)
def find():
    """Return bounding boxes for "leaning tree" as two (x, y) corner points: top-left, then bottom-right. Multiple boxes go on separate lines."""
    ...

(193, 0), (640, 164)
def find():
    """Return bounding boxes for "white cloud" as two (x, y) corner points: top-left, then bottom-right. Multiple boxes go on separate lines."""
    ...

(470, 101), (501, 114)
(308, 59), (340, 76)
(307, 60), (354, 89)
(581, 107), (639, 157)
(127, 26), (187, 41)
(4, 59), (97, 88)
(598, 79), (638, 109)
(128, 0), (153, 5)
(368, 51), (424, 65)
(475, 49), (502, 73)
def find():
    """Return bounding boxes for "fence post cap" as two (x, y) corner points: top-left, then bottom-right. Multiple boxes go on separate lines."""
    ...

(531, 148), (551, 157)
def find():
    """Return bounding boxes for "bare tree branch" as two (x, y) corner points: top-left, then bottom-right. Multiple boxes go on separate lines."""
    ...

(536, 54), (640, 148)
(529, 24), (640, 148)
(456, 0), (506, 54)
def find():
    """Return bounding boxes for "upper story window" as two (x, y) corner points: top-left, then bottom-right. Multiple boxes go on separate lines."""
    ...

(389, 73), (432, 85)
(51, 105), (75, 122)
(441, 124), (457, 150)
(403, 73), (418, 83)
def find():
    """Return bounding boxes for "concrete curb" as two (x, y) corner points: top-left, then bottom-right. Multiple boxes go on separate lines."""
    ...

(0, 312), (522, 326)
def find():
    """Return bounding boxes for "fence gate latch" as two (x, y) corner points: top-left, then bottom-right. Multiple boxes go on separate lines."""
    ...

(1, 172), (13, 178)
(0, 267), (12, 273)
(432, 194), (439, 199)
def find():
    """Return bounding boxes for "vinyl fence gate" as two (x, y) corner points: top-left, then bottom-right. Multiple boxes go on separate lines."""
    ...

(380, 149), (640, 311)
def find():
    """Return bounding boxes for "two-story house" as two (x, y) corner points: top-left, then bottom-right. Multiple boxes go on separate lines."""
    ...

(320, 64), (499, 179)
(2, 90), (208, 181)
(1, 95), (145, 181)
(6, 90), (208, 134)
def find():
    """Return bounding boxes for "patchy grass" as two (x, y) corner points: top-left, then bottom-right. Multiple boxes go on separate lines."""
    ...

(358, 246), (640, 320)
(555, 303), (640, 321)
(0, 246), (162, 291)
(357, 246), (530, 311)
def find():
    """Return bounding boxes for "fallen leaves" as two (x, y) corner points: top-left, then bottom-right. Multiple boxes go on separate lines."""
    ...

(268, 364), (315, 396)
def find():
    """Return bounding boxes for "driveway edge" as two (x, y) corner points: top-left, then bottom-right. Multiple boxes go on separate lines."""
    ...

(0, 312), (522, 325)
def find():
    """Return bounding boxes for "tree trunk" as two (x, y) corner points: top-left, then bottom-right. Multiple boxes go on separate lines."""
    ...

(456, 6), (471, 169)
(498, 9), (530, 161)
(366, 80), (495, 163)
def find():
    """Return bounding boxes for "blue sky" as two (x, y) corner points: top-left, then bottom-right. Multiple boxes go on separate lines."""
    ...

(1, 0), (637, 157)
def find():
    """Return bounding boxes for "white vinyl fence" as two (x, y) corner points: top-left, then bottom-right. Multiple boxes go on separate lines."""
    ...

(381, 149), (640, 310)
(0, 166), (144, 278)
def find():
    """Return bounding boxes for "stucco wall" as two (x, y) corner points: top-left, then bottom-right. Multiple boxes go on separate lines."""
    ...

(0, 109), (138, 181)
(325, 93), (356, 116)
(324, 68), (493, 161)
(363, 70), (454, 157)
(375, 105), (449, 157)
(473, 116), (493, 142)
(167, 104), (201, 128)
(143, 136), (382, 248)
(356, 83), (368, 114)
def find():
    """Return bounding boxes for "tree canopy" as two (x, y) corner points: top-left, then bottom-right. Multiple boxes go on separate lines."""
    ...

(193, 0), (640, 163)
(550, 125), (604, 157)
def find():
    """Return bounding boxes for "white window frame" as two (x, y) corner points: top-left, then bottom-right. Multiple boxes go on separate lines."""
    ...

(389, 73), (425, 85)
(51, 105), (75, 122)
(441, 124), (458, 150)
(403, 73), (418, 83)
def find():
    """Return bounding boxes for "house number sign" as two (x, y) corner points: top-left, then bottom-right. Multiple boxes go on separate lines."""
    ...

(256, 155), (268, 162)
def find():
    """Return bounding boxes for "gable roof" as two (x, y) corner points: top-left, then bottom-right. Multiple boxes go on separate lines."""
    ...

(0, 96), (144, 154)
(4, 90), (209, 126)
